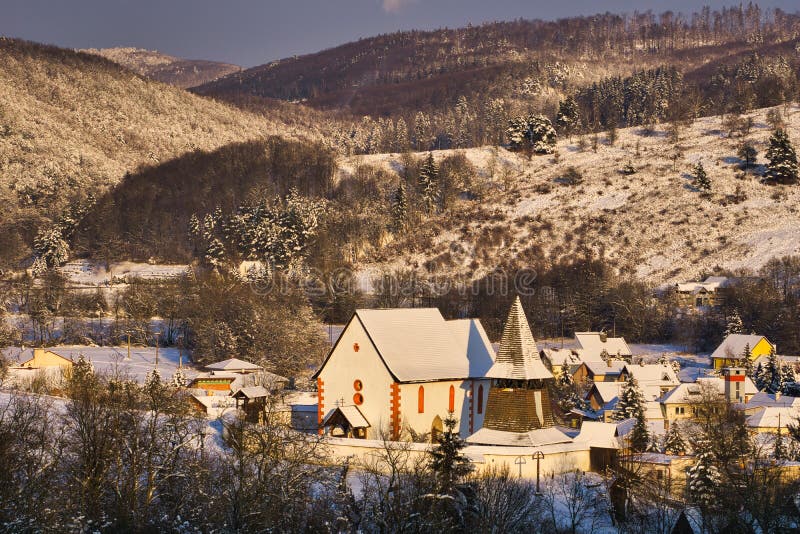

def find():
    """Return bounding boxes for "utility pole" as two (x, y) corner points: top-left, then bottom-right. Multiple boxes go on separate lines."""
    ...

(155, 332), (160, 368)
(126, 333), (131, 360)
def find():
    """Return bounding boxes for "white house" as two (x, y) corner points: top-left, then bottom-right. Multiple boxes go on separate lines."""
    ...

(313, 307), (495, 440)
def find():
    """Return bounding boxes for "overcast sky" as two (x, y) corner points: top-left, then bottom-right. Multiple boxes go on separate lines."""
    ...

(4, 1), (799, 67)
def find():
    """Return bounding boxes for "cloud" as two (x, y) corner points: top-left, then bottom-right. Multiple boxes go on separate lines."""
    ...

(382, 0), (416, 13)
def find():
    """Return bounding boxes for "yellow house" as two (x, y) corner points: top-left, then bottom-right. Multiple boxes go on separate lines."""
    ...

(17, 348), (74, 370)
(710, 334), (774, 370)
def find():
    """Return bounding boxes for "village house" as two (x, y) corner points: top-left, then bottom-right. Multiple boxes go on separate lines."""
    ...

(673, 276), (730, 308)
(189, 357), (288, 418)
(585, 381), (665, 431)
(620, 362), (680, 395)
(710, 333), (775, 370)
(574, 332), (633, 361)
(660, 373), (758, 430)
(572, 359), (626, 383)
(313, 307), (496, 440)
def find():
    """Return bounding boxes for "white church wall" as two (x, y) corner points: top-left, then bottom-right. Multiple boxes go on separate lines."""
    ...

(317, 318), (394, 439)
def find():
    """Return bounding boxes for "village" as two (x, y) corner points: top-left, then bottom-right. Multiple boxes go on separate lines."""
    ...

(3, 271), (800, 531)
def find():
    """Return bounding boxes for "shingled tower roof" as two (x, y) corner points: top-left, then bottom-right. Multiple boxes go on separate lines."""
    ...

(486, 296), (552, 380)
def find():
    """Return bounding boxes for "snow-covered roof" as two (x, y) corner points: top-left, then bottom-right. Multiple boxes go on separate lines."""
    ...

(584, 360), (626, 376)
(205, 358), (263, 372)
(675, 276), (730, 293)
(574, 332), (632, 360)
(541, 348), (581, 367)
(710, 334), (773, 361)
(746, 406), (800, 429)
(660, 376), (758, 404)
(574, 421), (621, 449)
(323, 405), (370, 428)
(590, 382), (664, 409)
(320, 308), (495, 382)
(232, 386), (269, 399)
(622, 363), (680, 386)
(486, 297), (551, 380)
(466, 426), (572, 447)
(743, 391), (800, 409)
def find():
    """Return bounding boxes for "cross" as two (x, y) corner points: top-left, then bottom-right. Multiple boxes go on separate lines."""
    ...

(532, 451), (545, 494)
(514, 456), (527, 478)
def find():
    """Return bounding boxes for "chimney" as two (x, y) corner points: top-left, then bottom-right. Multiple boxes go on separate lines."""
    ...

(776, 391), (782, 401)
(600, 332), (608, 343)
(607, 358), (613, 368)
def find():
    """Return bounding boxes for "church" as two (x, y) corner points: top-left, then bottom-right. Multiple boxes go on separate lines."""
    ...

(314, 297), (567, 445)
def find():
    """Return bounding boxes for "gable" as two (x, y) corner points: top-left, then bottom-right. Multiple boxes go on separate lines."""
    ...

(313, 313), (394, 381)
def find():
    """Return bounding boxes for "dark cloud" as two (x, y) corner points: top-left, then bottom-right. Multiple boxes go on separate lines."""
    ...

(2, 0), (798, 67)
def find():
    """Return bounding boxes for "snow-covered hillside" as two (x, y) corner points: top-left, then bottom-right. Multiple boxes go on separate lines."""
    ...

(343, 104), (800, 284)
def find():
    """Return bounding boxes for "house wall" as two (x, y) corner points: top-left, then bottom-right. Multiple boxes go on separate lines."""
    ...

(317, 318), (395, 439)
(713, 338), (773, 369)
(398, 378), (491, 439)
(23, 349), (73, 369)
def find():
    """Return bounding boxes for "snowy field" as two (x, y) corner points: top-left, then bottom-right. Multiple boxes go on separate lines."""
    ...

(3, 345), (198, 384)
(58, 260), (189, 286)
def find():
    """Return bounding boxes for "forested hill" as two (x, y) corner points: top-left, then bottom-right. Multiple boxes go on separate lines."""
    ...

(81, 47), (242, 89)
(194, 6), (800, 119)
(0, 38), (322, 269)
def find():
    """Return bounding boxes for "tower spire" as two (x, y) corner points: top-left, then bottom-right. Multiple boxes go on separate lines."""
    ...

(486, 296), (552, 380)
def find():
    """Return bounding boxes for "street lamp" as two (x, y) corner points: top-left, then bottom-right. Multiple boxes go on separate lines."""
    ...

(532, 450), (545, 494)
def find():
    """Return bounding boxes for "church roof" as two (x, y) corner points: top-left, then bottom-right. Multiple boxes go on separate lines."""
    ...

(486, 297), (552, 380)
(314, 308), (496, 382)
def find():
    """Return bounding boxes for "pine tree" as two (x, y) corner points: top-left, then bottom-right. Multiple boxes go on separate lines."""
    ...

(737, 142), (758, 169)
(391, 182), (409, 232)
(765, 128), (798, 184)
(394, 117), (409, 152)
(688, 440), (721, 508)
(171, 367), (188, 388)
(628, 413), (650, 452)
(764, 349), (782, 393)
(613, 374), (646, 421)
(775, 428), (786, 460)
(780, 363), (795, 394)
(754, 361), (767, 391)
(413, 111), (432, 151)
(506, 114), (557, 154)
(694, 161), (711, 191)
(724, 310), (744, 338)
(418, 153), (440, 214)
(556, 96), (580, 137)
(429, 412), (473, 493)
(664, 423), (687, 455)
(33, 226), (69, 269)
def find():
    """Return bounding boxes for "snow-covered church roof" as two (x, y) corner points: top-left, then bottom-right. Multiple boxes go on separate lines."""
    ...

(315, 308), (496, 382)
(486, 297), (552, 380)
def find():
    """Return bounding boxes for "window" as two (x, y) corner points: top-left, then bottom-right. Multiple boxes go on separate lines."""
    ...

(477, 385), (484, 414)
(418, 386), (425, 413)
(353, 393), (363, 405)
(448, 385), (455, 412)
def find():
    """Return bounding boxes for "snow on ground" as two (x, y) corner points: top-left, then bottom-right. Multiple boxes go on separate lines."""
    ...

(3, 345), (197, 384)
(340, 104), (800, 286)
(58, 260), (189, 286)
